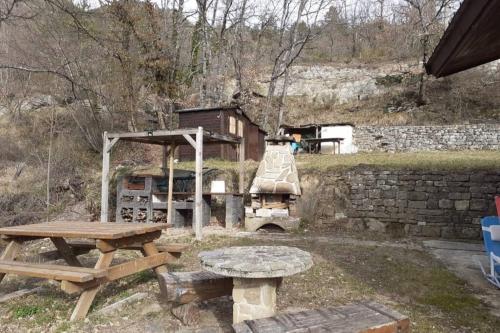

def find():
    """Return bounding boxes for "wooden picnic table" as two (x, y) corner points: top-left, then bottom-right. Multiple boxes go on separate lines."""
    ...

(303, 137), (344, 154)
(0, 221), (171, 321)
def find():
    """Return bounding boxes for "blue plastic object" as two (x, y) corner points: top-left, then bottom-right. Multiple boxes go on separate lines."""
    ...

(479, 216), (500, 286)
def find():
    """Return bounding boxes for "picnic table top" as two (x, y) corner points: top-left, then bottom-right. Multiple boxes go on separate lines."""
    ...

(199, 246), (313, 278)
(303, 137), (344, 142)
(0, 222), (168, 240)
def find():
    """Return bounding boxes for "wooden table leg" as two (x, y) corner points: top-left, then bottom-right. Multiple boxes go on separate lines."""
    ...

(51, 237), (82, 267)
(70, 250), (115, 321)
(142, 242), (168, 274)
(0, 239), (22, 284)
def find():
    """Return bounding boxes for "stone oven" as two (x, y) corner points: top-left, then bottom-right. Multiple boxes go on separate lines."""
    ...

(245, 137), (301, 231)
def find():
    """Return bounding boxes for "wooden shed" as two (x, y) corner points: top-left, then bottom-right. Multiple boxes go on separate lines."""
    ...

(175, 106), (266, 161)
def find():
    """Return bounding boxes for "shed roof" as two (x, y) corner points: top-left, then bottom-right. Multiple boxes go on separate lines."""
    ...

(426, 0), (500, 77)
(280, 122), (355, 130)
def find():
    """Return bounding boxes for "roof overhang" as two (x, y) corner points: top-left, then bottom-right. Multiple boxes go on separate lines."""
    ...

(426, 0), (500, 77)
(107, 128), (240, 146)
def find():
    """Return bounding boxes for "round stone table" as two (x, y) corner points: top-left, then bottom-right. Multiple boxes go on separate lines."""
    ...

(198, 246), (313, 323)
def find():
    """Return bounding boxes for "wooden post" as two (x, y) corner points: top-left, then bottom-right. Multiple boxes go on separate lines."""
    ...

(194, 127), (203, 240)
(167, 143), (176, 224)
(239, 138), (245, 194)
(100, 132), (110, 223)
(70, 250), (115, 321)
(162, 146), (168, 174)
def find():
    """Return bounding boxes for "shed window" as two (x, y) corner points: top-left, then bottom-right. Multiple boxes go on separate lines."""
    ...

(229, 116), (236, 134)
(238, 120), (244, 137)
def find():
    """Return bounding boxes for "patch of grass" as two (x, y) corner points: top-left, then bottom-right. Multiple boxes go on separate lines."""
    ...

(327, 244), (500, 332)
(296, 151), (500, 171)
(129, 270), (156, 284)
(54, 321), (71, 333)
(13, 305), (42, 318)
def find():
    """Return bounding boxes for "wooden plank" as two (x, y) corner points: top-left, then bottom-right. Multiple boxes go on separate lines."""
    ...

(167, 143), (176, 224)
(0, 260), (106, 282)
(107, 253), (171, 281)
(239, 137), (245, 194)
(183, 134), (196, 149)
(96, 230), (162, 252)
(232, 302), (410, 333)
(0, 222), (168, 239)
(142, 242), (168, 275)
(40, 247), (91, 261)
(61, 280), (98, 295)
(70, 251), (115, 321)
(51, 237), (82, 267)
(194, 126), (203, 240)
(68, 240), (188, 254)
(0, 287), (43, 303)
(159, 271), (232, 304)
(0, 239), (22, 284)
(101, 132), (111, 222)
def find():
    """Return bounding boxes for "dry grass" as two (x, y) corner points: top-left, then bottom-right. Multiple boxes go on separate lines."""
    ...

(295, 150), (500, 171)
(1, 234), (498, 332)
(135, 151), (500, 174)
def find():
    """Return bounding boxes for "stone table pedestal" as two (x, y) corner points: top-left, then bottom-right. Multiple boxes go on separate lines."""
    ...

(199, 246), (312, 324)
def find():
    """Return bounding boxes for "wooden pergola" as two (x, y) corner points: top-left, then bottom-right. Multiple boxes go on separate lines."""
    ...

(100, 127), (244, 240)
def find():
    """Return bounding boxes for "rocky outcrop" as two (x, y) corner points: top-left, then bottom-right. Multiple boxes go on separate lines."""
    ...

(268, 63), (418, 106)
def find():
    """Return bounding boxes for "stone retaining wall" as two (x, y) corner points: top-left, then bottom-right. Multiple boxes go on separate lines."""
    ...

(299, 169), (500, 239)
(353, 124), (500, 152)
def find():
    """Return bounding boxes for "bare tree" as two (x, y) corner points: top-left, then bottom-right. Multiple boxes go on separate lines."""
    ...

(401, 0), (456, 105)
(0, 0), (32, 26)
(263, 0), (330, 132)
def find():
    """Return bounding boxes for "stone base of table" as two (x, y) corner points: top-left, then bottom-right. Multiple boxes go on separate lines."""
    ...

(232, 277), (280, 323)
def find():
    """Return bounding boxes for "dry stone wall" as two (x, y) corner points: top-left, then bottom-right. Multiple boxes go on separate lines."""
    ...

(353, 124), (500, 152)
(299, 169), (500, 239)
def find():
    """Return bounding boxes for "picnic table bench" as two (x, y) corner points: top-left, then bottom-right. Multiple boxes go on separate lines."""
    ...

(0, 221), (174, 321)
(302, 137), (344, 154)
(233, 301), (410, 333)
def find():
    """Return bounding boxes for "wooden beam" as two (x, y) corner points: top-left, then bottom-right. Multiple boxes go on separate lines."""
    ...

(142, 242), (168, 274)
(167, 143), (176, 224)
(239, 137), (245, 194)
(106, 253), (172, 281)
(0, 240), (22, 284)
(194, 126), (203, 240)
(159, 271), (232, 304)
(0, 261), (105, 283)
(107, 128), (198, 139)
(106, 137), (119, 153)
(183, 134), (197, 149)
(96, 230), (162, 253)
(70, 251), (115, 321)
(100, 132), (111, 223)
(50, 237), (82, 267)
(203, 131), (240, 144)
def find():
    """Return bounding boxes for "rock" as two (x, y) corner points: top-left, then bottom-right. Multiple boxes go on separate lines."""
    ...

(20, 95), (56, 111)
(366, 219), (386, 233)
(439, 199), (453, 209)
(98, 292), (147, 315)
(255, 209), (272, 218)
(270, 209), (289, 217)
(455, 200), (470, 211)
(171, 303), (201, 326)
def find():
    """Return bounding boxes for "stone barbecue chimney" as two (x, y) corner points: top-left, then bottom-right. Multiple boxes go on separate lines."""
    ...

(245, 137), (301, 231)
